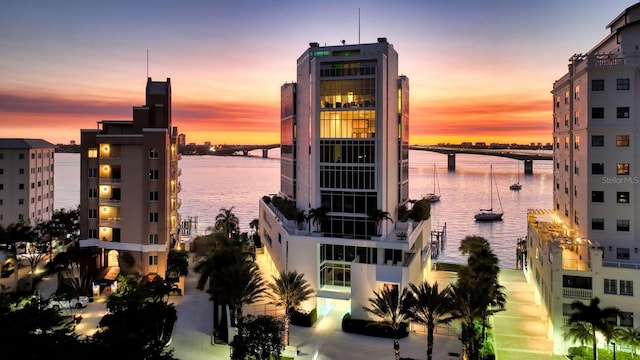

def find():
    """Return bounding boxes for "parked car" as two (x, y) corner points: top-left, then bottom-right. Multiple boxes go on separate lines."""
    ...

(1, 263), (15, 278)
(46, 295), (89, 311)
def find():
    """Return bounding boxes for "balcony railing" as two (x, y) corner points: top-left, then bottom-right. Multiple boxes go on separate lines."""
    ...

(99, 177), (121, 185)
(562, 287), (592, 300)
(603, 261), (640, 269)
(99, 199), (121, 206)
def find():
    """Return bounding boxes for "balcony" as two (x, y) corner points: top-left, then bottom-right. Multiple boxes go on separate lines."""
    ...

(99, 218), (121, 227)
(99, 198), (121, 206)
(99, 177), (121, 185)
(562, 287), (592, 300)
(603, 261), (640, 270)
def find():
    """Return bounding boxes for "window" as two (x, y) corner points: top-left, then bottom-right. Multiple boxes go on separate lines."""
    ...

(89, 189), (97, 198)
(616, 135), (630, 147)
(592, 107), (604, 119)
(149, 149), (159, 158)
(574, 85), (580, 99)
(149, 255), (158, 266)
(0, 184), (3, 190)
(149, 234), (159, 244)
(18, 184), (24, 190)
(18, 214), (23, 221)
(617, 163), (630, 175)
(592, 79), (604, 91)
(591, 191), (604, 203)
(18, 153), (24, 160)
(619, 312), (634, 327)
(617, 192), (630, 203)
(0, 153), (3, 159)
(88, 148), (98, 158)
(18, 168), (24, 175)
(0, 200), (2, 205)
(30, 183), (34, 189)
(0, 169), (3, 175)
(620, 280), (633, 296)
(591, 135), (604, 146)
(592, 218), (605, 230)
(88, 209), (97, 219)
(149, 191), (159, 201)
(88, 229), (98, 238)
(18, 199), (24, 205)
(604, 279), (617, 294)
(149, 212), (159, 222)
(617, 78), (630, 90)
(149, 170), (159, 180)
(88, 168), (97, 178)
(592, 163), (604, 175)
(617, 248), (630, 260)
(617, 220), (630, 232)
(617, 107), (630, 118)
(574, 136), (580, 150)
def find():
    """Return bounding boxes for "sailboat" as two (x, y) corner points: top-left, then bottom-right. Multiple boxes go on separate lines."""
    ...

(423, 163), (441, 202)
(510, 162), (522, 191)
(475, 164), (504, 221)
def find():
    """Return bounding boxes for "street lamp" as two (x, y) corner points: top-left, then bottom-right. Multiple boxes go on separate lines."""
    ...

(611, 341), (616, 360)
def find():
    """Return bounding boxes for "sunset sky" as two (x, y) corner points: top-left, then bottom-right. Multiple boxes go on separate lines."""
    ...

(1, 1), (637, 145)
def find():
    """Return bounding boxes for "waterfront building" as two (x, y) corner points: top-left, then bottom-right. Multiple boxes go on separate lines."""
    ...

(79, 78), (180, 283)
(0, 138), (55, 226)
(259, 39), (430, 318)
(526, 4), (640, 355)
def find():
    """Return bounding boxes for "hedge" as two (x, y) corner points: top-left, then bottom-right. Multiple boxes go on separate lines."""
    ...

(341, 313), (409, 339)
(290, 308), (317, 327)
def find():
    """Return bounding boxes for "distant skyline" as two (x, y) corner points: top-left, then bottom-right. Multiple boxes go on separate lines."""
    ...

(1, 1), (637, 145)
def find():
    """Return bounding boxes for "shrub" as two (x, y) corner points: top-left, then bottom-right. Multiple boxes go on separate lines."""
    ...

(341, 313), (409, 339)
(290, 307), (318, 327)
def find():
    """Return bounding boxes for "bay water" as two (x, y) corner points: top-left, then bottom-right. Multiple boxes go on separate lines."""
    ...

(54, 150), (552, 269)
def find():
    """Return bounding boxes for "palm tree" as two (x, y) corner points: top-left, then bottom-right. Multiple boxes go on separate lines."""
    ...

(210, 253), (266, 328)
(363, 285), (409, 360)
(564, 321), (594, 349)
(368, 209), (393, 236)
(403, 281), (452, 360)
(215, 207), (240, 239)
(567, 297), (620, 360)
(307, 207), (328, 232)
(446, 281), (486, 360)
(613, 327), (640, 356)
(266, 270), (315, 346)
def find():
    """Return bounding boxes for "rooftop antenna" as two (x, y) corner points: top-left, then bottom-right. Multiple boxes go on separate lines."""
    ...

(358, 8), (361, 44)
(146, 49), (149, 79)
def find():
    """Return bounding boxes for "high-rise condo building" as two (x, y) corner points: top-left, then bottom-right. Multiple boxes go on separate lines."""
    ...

(259, 39), (430, 318)
(80, 78), (180, 284)
(0, 139), (55, 226)
(526, 4), (640, 354)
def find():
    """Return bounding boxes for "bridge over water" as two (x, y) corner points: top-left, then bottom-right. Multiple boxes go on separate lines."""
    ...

(210, 144), (280, 157)
(409, 145), (552, 174)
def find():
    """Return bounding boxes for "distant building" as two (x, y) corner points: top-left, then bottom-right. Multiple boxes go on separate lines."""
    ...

(0, 138), (55, 226)
(259, 39), (430, 318)
(177, 133), (186, 147)
(79, 78), (180, 284)
(526, 4), (640, 355)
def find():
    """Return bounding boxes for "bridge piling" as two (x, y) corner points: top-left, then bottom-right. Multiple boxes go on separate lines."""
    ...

(524, 159), (533, 175)
(447, 154), (456, 171)
(262, 149), (268, 158)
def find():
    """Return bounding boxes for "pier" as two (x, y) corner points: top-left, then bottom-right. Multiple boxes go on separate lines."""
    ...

(430, 222), (447, 258)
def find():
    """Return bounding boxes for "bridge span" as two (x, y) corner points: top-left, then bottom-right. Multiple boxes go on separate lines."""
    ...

(210, 144), (279, 157)
(410, 145), (552, 174)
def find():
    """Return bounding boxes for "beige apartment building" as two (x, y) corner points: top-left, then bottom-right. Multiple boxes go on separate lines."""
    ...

(0, 138), (55, 227)
(526, 3), (640, 355)
(79, 78), (180, 281)
(259, 39), (430, 319)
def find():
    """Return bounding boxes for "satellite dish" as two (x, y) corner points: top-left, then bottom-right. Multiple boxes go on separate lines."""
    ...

(341, 40), (346, 45)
